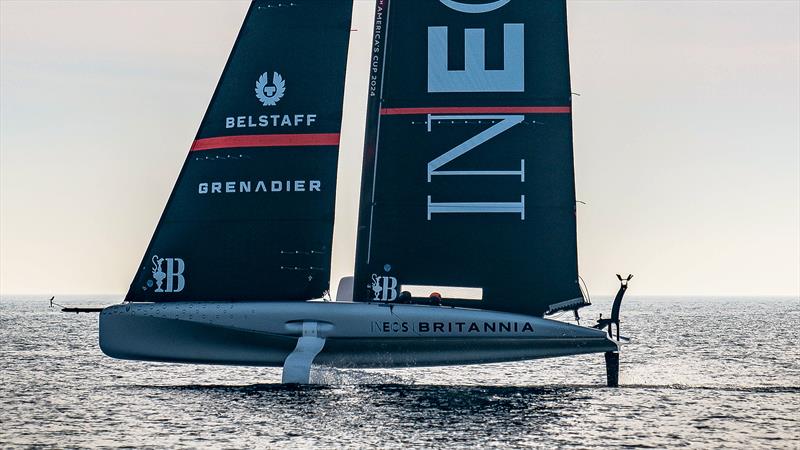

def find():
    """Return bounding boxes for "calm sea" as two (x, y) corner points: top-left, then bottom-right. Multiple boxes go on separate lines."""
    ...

(1, 295), (797, 449)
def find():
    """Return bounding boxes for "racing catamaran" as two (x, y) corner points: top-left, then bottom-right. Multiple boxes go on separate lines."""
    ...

(99, 0), (631, 386)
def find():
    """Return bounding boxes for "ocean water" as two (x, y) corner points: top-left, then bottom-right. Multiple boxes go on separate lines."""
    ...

(1, 295), (797, 449)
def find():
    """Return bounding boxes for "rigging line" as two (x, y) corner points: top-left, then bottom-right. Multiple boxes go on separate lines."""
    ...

(388, 305), (423, 337)
(579, 276), (592, 305)
(48, 297), (69, 309)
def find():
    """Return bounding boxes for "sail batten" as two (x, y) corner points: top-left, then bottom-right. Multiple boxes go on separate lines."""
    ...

(353, 0), (582, 317)
(125, 0), (353, 303)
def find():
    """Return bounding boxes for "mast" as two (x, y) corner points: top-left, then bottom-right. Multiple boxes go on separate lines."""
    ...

(126, 0), (353, 302)
(353, 0), (583, 317)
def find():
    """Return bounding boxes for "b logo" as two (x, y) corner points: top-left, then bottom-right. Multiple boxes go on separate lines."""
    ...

(151, 255), (186, 293)
(369, 274), (398, 301)
(255, 71), (286, 106)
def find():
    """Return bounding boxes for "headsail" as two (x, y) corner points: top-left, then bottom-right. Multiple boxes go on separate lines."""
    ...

(126, 0), (353, 302)
(354, 0), (583, 317)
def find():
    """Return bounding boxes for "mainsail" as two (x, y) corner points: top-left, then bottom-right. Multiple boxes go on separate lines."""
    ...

(354, 0), (583, 317)
(126, 0), (353, 302)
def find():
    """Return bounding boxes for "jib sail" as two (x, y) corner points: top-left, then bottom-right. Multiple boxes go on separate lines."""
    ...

(126, 0), (353, 302)
(353, 0), (583, 317)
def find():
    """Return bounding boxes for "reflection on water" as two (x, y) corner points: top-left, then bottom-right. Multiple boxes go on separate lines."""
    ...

(1, 296), (798, 448)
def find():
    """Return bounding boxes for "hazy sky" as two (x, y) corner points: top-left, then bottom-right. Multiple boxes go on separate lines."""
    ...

(1, 0), (798, 297)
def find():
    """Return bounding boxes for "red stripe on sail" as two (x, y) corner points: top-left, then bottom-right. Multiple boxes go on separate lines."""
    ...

(190, 133), (341, 151)
(380, 106), (571, 115)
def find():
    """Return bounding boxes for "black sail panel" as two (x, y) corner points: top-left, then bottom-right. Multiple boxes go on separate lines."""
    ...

(126, 0), (353, 302)
(354, 0), (582, 317)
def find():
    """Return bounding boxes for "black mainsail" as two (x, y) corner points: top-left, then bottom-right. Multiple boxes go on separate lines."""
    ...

(126, 0), (353, 302)
(354, 0), (583, 317)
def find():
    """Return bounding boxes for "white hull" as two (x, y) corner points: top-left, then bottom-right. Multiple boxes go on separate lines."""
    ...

(100, 301), (616, 369)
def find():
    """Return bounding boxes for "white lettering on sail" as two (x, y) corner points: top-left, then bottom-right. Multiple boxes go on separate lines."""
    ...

(197, 180), (322, 195)
(428, 24), (524, 93)
(224, 114), (317, 129)
(369, 274), (398, 301)
(426, 116), (526, 220)
(438, 0), (512, 14)
(151, 255), (185, 293)
(427, 195), (525, 220)
(427, 115), (524, 181)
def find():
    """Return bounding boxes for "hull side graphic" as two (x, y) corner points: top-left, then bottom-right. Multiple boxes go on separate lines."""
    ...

(100, 302), (616, 368)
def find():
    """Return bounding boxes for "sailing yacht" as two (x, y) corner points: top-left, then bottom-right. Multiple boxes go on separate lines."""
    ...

(99, 0), (631, 385)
